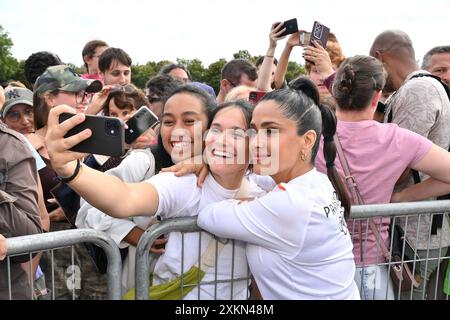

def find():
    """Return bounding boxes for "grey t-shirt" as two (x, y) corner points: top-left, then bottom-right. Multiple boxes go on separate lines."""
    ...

(384, 70), (450, 250)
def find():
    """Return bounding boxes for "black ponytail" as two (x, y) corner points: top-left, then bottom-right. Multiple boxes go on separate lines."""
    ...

(318, 103), (351, 218)
(262, 89), (351, 217)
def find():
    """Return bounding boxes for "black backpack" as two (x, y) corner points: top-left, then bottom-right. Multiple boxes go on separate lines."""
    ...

(387, 73), (450, 234)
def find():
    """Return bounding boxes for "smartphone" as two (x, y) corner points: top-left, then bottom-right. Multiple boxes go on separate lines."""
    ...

(249, 91), (266, 105)
(310, 21), (330, 47)
(125, 106), (160, 144)
(59, 112), (125, 157)
(376, 101), (386, 114)
(299, 31), (312, 47)
(278, 18), (298, 37)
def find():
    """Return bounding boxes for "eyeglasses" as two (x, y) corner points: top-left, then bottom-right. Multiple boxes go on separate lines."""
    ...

(74, 90), (94, 105)
(5, 108), (34, 123)
(147, 96), (161, 104)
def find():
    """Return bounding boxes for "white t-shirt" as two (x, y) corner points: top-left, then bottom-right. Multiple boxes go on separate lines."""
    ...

(76, 148), (155, 294)
(148, 172), (264, 300)
(247, 172), (276, 193)
(198, 168), (360, 300)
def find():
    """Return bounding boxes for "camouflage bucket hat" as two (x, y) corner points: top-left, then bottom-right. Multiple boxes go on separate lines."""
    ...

(34, 65), (102, 95)
(1, 87), (33, 118)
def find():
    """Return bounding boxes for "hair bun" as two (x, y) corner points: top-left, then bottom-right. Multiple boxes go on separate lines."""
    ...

(338, 64), (355, 94)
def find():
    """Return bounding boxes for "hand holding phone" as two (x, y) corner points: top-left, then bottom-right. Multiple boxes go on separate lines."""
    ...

(59, 112), (125, 157)
(125, 106), (160, 145)
(299, 31), (312, 47)
(310, 21), (330, 47)
(277, 18), (298, 37)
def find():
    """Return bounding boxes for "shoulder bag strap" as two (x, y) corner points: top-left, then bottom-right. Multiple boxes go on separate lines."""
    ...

(334, 134), (391, 261)
(333, 134), (364, 205)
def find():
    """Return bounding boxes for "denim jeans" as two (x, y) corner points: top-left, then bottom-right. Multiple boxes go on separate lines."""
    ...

(354, 265), (395, 300)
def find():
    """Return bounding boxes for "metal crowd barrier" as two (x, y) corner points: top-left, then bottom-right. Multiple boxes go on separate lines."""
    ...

(135, 216), (251, 300)
(350, 200), (450, 219)
(135, 201), (450, 300)
(3, 200), (449, 300)
(5, 229), (122, 300)
(350, 200), (450, 300)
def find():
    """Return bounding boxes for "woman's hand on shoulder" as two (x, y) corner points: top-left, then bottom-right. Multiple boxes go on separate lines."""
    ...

(160, 155), (208, 187)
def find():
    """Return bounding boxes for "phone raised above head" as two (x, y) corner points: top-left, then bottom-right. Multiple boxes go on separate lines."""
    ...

(310, 21), (330, 48)
(299, 31), (312, 47)
(59, 112), (125, 157)
(125, 106), (160, 144)
(278, 18), (298, 37)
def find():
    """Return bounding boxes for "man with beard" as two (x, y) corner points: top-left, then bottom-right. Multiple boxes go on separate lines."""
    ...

(370, 30), (450, 300)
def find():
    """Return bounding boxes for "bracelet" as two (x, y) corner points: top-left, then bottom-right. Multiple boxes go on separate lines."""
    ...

(58, 160), (82, 183)
(266, 55), (274, 58)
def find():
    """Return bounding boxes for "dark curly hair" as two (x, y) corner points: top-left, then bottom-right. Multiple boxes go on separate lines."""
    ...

(24, 51), (62, 86)
(102, 84), (149, 115)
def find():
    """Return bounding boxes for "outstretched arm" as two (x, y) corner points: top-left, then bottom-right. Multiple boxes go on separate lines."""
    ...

(45, 105), (159, 218)
(392, 178), (450, 203)
(198, 190), (308, 255)
(392, 144), (450, 202)
(412, 144), (450, 184)
(273, 32), (300, 89)
(257, 22), (287, 91)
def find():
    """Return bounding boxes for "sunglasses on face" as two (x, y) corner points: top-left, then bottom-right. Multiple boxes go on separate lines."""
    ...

(5, 108), (34, 122)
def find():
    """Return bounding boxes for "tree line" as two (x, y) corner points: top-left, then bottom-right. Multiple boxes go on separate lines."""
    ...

(0, 25), (306, 93)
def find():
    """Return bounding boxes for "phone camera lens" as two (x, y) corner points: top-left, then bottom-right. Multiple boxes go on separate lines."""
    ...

(105, 120), (119, 136)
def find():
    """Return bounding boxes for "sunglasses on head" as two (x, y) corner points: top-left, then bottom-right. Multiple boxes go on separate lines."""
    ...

(110, 84), (137, 94)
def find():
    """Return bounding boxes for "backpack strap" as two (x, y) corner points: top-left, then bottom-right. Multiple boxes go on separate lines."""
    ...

(409, 73), (450, 99)
(386, 72), (450, 124)
(390, 73), (448, 234)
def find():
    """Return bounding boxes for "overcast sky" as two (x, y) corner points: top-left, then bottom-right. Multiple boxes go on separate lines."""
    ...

(1, 0), (449, 68)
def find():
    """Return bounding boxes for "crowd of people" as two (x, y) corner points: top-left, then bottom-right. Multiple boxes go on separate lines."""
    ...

(0, 21), (450, 300)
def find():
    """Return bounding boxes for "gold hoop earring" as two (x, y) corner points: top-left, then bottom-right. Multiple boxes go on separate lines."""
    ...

(300, 151), (306, 161)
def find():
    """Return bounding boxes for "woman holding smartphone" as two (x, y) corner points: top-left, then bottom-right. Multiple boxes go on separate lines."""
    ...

(313, 55), (450, 299)
(197, 89), (359, 299)
(47, 77), (364, 299)
(45, 92), (265, 299)
(76, 85), (215, 294)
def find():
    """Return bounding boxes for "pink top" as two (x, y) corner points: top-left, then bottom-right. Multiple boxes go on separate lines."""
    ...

(316, 120), (432, 265)
(81, 73), (104, 84)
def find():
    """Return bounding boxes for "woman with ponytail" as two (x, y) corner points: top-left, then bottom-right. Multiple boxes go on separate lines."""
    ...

(198, 88), (359, 299)
(314, 55), (450, 300)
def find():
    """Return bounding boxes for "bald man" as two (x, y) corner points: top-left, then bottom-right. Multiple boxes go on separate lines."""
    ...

(370, 30), (450, 300)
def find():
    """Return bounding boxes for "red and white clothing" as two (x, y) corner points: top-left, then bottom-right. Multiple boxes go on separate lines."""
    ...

(198, 169), (360, 300)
